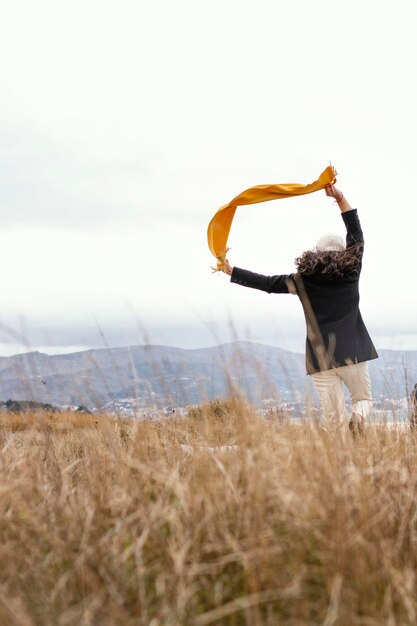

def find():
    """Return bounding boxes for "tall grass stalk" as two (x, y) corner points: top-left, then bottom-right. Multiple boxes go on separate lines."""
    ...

(1, 404), (417, 625)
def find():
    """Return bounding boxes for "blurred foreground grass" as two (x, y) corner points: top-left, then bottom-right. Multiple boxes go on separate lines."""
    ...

(1, 400), (417, 625)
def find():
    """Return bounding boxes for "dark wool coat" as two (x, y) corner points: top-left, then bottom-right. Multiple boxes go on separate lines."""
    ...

(230, 209), (378, 374)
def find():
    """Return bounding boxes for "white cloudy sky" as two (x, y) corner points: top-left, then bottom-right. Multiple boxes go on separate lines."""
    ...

(0, 0), (416, 355)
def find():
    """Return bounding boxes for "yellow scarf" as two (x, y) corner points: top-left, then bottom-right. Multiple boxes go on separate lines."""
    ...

(207, 165), (337, 271)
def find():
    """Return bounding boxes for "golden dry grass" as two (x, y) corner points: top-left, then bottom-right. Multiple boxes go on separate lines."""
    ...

(1, 401), (417, 625)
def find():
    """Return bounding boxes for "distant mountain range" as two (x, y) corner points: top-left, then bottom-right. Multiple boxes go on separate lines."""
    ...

(0, 342), (416, 411)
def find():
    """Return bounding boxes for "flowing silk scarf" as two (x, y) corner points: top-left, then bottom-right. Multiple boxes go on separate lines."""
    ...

(207, 165), (337, 271)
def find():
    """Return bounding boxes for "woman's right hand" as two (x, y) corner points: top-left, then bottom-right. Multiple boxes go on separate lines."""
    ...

(325, 183), (352, 212)
(325, 184), (343, 202)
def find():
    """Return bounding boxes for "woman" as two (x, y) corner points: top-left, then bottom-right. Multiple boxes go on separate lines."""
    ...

(221, 184), (378, 431)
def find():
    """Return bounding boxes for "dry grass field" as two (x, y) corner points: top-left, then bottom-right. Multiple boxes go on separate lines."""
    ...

(1, 400), (417, 625)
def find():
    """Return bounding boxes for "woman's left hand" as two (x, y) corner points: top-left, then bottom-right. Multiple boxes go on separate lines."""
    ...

(221, 259), (234, 276)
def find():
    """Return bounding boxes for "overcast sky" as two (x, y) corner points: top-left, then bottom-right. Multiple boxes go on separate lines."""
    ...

(1, 0), (416, 356)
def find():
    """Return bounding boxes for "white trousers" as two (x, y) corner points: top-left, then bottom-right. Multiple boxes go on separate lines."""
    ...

(310, 362), (373, 422)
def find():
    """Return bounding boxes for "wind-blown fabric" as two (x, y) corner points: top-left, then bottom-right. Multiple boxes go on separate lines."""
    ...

(207, 165), (337, 271)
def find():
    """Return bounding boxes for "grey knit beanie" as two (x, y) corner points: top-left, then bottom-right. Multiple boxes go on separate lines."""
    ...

(316, 233), (345, 252)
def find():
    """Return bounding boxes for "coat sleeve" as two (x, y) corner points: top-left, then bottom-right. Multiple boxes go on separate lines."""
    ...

(342, 209), (364, 250)
(231, 267), (296, 294)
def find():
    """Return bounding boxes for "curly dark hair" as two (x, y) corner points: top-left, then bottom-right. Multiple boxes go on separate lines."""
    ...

(295, 245), (362, 280)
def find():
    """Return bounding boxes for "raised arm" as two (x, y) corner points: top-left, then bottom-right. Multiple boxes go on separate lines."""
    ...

(325, 183), (364, 252)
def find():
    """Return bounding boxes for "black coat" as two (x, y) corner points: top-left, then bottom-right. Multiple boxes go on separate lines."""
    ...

(230, 209), (378, 374)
